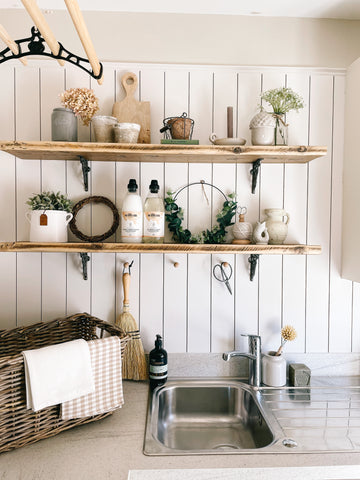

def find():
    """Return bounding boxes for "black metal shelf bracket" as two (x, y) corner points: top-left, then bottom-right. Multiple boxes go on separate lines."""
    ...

(249, 254), (260, 281)
(79, 156), (91, 192)
(250, 158), (263, 194)
(80, 252), (90, 280)
(0, 27), (103, 81)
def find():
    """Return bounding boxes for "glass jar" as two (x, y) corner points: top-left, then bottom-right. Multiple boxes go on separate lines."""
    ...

(51, 108), (77, 142)
(274, 114), (288, 145)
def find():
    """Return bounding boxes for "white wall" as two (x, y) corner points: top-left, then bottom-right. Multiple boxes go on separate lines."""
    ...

(1, 10), (360, 67)
(342, 57), (360, 283)
(0, 60), (355, 356)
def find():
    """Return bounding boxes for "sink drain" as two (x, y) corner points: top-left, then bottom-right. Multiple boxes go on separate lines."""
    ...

(213, 444), (240, 451)
(282, 438), (298, 448)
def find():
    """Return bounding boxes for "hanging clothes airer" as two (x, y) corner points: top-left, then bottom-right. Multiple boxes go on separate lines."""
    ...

(115, 261), (147, 380)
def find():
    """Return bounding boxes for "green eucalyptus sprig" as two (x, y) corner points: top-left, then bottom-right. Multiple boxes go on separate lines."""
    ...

(27, 191), (73, 213)
(165, 191), (237, 244)
(260, 87), (304, 115)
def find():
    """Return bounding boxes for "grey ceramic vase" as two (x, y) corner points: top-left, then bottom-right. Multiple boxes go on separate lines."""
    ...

(51, 108), (78, 142)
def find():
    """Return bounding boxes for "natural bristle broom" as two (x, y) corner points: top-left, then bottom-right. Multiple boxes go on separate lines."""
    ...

(116, 262), (148, 380)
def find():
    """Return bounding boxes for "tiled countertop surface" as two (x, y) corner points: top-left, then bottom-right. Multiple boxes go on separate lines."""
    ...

(1, 379), (360, 480)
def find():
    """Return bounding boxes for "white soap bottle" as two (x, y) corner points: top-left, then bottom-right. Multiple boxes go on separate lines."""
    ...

(121, 179), (143, 243)
(143, 180), (164, 244)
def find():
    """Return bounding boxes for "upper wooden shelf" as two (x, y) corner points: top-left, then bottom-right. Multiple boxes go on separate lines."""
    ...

(0, 141), (327, 164)
(0, 242), (321, 255)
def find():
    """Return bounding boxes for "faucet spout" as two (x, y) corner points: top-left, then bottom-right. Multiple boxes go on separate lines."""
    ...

(222, 351), (256, 362)
(222, 335), (262, 387)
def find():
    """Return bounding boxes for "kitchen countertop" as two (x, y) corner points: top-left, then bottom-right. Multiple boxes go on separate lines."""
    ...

(1, 380), (360, 480)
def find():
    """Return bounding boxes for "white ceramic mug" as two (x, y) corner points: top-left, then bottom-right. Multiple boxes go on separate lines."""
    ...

(25, 210), (73, 242)
(262, 351), (287, 387)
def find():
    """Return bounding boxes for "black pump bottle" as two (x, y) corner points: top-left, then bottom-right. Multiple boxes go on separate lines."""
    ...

(149, 334), (168, 390)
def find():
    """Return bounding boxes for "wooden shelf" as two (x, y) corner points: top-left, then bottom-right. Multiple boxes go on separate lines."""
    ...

(0, 141), (327, 164)
(0, 242), (322, 255)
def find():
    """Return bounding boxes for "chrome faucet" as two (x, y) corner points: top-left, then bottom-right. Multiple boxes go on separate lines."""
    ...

(222, 334), (262, 387)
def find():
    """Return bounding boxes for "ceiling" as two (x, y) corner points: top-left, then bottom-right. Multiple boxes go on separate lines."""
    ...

(2, 0), (360, 20)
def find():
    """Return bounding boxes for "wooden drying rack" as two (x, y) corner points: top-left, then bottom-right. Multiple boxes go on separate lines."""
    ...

(0, 0), (103, 83)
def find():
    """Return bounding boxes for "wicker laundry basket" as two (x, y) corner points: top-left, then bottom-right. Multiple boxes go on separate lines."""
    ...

(0, 312), (129, 453)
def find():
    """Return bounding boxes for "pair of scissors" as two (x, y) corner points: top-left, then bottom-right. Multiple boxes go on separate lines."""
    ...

(213, 262), (233, 295)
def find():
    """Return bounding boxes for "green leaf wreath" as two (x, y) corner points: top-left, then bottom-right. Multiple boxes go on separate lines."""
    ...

(165, 191), (237, 244)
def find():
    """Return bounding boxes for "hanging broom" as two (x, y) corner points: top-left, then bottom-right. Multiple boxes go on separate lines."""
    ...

(116, 262), (148, 380)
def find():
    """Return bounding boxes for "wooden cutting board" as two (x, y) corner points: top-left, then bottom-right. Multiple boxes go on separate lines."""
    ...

(112, 72), (151, 144)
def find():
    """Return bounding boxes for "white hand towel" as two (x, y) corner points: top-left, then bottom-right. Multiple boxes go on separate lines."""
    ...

(22, 338), (95, 412)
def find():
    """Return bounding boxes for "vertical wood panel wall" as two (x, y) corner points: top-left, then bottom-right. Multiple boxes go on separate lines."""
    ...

(0, 61), (352, 355)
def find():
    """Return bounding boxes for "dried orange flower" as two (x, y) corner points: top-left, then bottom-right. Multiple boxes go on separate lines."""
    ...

(60, 87), (99, 126)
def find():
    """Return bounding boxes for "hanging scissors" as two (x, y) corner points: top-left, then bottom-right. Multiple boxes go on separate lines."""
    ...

(213, 261), (233, 295)
(237, 206), (247, 215)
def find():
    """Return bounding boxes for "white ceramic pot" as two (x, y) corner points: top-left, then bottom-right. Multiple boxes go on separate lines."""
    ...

(265, 208), (290, 245)
(251, 126), (274, 145)
(114, 122), (140, 143)
(262, 351), (287, 387)
(91, 115), (117, 142)
(26, 210), (73, 242)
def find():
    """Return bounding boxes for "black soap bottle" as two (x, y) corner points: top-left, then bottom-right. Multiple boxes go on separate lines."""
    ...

(149, 335), (168, 390)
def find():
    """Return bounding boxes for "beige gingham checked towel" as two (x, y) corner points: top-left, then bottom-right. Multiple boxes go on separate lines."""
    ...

(61, 336), (124, 420)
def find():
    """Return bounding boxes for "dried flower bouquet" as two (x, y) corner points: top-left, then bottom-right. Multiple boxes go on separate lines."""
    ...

(60, 87), (99, 126)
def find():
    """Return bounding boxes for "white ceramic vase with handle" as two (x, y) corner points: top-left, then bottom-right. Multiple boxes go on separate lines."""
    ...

(265, 208), (290, 245)
(26, 210), (73, 242)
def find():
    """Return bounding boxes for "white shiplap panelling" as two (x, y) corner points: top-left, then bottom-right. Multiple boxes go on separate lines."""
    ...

(282, 72), (310, 353)
(306, 74), (334, 353)
(0, 61), (352, 358)
(0, 67), (16, 330)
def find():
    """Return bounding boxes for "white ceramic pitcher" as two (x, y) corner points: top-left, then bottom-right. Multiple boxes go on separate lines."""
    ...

(265, 208), (290, 245)
(26, 210), (73, 242)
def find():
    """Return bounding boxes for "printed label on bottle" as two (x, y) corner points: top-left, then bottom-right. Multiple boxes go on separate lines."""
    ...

(149, 364), (167, 374)
(143, 211), (164, 237)
(121, 211), (142, 238)
(149, 363), (167, 380)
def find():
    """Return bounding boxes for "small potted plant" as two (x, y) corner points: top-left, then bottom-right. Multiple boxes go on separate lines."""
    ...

(262, 325), (297, 387)
(260, 87), (305, 145)
(52, 87), (99, 142)
(26, 191), (73, 242)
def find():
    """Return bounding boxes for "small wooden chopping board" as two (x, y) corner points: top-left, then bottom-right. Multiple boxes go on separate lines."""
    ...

(112, 72), (151, 143)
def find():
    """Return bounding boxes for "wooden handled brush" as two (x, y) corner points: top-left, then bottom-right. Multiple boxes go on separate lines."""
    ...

(115, 262), (148, 380)
(275, 325), (297, 356)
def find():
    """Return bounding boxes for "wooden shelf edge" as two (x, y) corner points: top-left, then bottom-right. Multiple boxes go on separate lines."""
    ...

(0, 141), (328, 163)
(0, 242), (322, 255)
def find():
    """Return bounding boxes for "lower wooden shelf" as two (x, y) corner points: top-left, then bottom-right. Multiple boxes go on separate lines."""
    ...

(0, 242), (321, 255)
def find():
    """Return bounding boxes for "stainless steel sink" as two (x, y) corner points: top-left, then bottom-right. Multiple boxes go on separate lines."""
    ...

(144, 378), (274, 455)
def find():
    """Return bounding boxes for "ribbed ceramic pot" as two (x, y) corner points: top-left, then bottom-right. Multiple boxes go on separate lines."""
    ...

(249, 111), (276, 146)
(51, 108), (78, 142)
